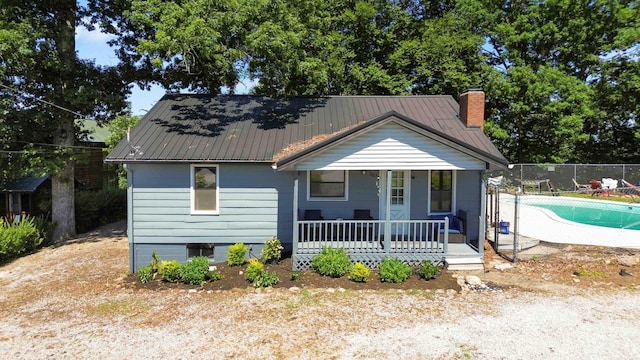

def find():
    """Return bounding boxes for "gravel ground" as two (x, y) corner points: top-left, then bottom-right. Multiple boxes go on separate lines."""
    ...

(1, 222), (640, 359)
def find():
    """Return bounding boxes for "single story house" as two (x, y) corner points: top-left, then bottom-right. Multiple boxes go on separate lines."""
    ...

(106, 90), (509, 272)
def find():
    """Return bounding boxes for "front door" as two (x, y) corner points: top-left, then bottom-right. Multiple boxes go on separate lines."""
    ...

(379, 170), (411, 222)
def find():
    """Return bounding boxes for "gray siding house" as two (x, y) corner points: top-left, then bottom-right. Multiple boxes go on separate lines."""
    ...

(106, 90), (509, 272)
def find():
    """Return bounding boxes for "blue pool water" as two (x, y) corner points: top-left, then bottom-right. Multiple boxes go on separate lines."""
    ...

(523, 199), (640, 230)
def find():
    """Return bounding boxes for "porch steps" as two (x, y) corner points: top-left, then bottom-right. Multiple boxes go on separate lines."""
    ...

(444, 257), (484, 271)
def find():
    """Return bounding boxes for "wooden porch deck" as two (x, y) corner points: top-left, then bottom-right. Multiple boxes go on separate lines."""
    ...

(292, 219), (478, 270)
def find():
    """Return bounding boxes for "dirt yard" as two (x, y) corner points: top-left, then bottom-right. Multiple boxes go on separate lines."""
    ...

(1, 221), (639, 359)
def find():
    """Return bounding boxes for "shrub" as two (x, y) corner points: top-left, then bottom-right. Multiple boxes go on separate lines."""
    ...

(159, 260), (182, 282)
(245, 259), (265, 282)
(138, 265), (154, 284)
(0, 217), (42, 262)
(311, 247), (352, 278)
(253, 271), (279, 288)
(181, 256), (212, 285)
(227, 243), (248, 266)
(379, 258), (412, 283)
(261, 236), (283, 263)
(150, 252), (162, 273)
(75, 188), (127, 233)
(29, 215), (55, 246)
(349, 262), (370, 283)
(289, 272), (302, 281)
(418, 260), (441, 280)
(209, 269), (223, 281)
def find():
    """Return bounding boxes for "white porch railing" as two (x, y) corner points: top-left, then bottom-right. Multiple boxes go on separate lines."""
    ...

(295, 219), (451, 254)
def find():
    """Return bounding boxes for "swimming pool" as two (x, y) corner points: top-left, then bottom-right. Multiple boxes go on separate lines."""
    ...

(521, 197), (640, 230)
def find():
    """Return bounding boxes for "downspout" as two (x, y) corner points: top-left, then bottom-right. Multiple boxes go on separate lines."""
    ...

(123, 163), (135, 273)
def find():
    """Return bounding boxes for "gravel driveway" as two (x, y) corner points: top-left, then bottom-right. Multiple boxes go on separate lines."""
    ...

(1, 221), (639, 359)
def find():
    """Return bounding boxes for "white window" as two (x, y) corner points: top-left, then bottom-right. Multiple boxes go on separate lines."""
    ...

(191, 165), (219, 214)
(308, 170), (348, 201)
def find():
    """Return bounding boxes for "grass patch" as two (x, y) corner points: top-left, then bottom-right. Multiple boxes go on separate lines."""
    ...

(93, 300), (150, 316)
(575, 269), (609, 278)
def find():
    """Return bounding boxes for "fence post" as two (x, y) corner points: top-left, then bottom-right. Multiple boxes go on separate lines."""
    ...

(513, 191), (520, 262)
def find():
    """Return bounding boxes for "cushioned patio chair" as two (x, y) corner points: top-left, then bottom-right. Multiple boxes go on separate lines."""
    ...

(303, 209), (324, 220)
(353, 209), (373, 220)
(428, 214), (465, 243)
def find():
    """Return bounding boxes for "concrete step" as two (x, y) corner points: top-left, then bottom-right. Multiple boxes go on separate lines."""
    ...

(445, 257), (484, 271)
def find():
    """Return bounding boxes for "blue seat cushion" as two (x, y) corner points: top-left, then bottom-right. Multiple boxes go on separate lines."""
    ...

(428, 214), (462, 233)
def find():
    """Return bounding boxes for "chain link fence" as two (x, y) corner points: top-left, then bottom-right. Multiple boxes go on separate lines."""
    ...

(486, 164), (640, 261)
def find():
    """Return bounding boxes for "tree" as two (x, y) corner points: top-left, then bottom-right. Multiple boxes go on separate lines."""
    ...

(108, 0), (486, 97)
(459, 0), (640, 163)
(0, 1), (129, 240)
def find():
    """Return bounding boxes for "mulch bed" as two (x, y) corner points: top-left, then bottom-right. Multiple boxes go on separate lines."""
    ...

(123, 256), (462, 292)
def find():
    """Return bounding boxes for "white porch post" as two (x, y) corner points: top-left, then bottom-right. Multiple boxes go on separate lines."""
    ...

(479, 177), (486, 256)
(384, 170), (392, 253)
(292, 174), (299, 255)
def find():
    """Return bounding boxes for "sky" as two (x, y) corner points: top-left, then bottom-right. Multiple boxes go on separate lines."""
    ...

(75, 25), (164, 116)
(75, 24), (256, 116)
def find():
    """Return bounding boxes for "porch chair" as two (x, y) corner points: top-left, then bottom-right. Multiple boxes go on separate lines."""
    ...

(353, 209), (373, 220)
(428, 213), (465, 244)
(303, 209), (324, 220)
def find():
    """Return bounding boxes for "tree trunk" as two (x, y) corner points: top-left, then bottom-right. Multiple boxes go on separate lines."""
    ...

(51, 1), (77, 241)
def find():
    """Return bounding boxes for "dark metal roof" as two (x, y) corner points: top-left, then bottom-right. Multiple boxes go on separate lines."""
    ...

(106, 94), (508, 167)
(2, 174), (50, 193)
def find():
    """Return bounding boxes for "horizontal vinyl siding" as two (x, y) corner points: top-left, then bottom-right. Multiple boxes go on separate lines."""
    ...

(295, 122), (485, 171)
(129, 163), (288, 245)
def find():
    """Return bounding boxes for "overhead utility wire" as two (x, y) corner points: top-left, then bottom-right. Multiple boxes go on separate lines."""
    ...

(0, 83), (96, 121)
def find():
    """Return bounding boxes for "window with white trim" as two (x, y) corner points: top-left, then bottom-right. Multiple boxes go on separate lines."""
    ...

(308, 170), (348, 200)
(191, 165), (219, 214)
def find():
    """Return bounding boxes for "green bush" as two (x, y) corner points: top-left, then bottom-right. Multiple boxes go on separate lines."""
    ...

(245, 259), (265, 282)
(289, 272), (302, 281)
(227, 243), (248, 266)
(253, 271), (279, 288)
(261, 236), (283, 263)
(75, 188), (127, 233)
(150, 252), (162, 273)
(181, 256), (212, 285)
(29, 215), (55, 246)
(138, 265), (154, 284)
(159, 260), (182, 283)
(311, 247), (352, 278)
(349, 262), (370, 283)
(209, 269), (223, 281)
(379, 258), (412, 283)
(0, 217), (42, 262)
(418, 260), (441, 280)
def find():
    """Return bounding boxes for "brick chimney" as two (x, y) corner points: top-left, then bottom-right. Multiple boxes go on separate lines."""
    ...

(459, 88), (485, 131)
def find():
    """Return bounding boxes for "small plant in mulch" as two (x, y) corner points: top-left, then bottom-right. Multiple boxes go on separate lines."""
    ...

(311, 247), (352, 278)
(227, 242), (248, 266)
(349, 262), (370, 283)
(159, 260), (183, 283)
(261, 236), (284, 264)
(245, 259), (265, 282)
(379, 257), (412, 283)
(137, 265), (155, 284)
(253, 271), (279, 288)
(181, 256), (216, 286)
(289, 271), (302, 281)
(418, 260), (441, 280)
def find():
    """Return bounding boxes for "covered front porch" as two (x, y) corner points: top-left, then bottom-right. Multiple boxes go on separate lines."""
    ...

(289, 169), (484, 270)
